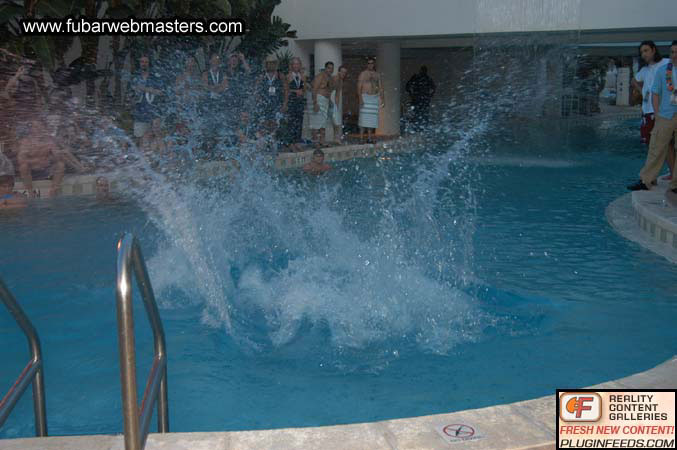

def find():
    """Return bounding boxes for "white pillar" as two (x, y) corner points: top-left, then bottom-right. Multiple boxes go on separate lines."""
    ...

(376, 41), (401, 136)
(312, 40), (342, 142)
(286, 39), (312, 73)
(313, 40), (342, 76)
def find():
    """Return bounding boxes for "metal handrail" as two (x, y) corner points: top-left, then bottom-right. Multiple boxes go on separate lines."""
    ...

(0, 277), (47, 436)
(116, 233), (169, 450)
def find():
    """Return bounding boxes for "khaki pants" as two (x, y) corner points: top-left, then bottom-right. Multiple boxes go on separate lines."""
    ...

(639, 115), (677, 189)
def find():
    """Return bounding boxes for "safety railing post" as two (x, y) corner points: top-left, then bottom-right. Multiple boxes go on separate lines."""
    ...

(0, 277), (47, 437)
(116, 233), (169, 450)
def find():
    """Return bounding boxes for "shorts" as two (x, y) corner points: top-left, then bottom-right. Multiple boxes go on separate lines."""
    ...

(640, 113), (655, 145)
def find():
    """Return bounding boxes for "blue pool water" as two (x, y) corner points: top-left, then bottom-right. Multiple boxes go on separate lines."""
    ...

(1, 119), (677, 438)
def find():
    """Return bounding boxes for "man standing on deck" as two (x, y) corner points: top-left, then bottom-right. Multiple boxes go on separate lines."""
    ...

(628, 41), (677, 195)
(331, 65), (348, 144)
(131, 55), (163, 144)
(358, 57), (384, 144)
(632, 41), (674, 182)
(406, 66), (436, 132)
(310, 61), (334, 149)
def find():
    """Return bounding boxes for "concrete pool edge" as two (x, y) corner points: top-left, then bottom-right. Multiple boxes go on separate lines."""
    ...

(2, 355), (676, 449)
(10, 137), (423, 199)
(607, 180), (677, 264)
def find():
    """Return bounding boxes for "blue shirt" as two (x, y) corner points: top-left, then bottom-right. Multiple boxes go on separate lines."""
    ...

(131, 73), (162, 122)
(651, 63), (677, 120)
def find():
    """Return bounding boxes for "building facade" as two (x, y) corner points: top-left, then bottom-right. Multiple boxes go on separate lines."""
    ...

(275, 0), (676, 134)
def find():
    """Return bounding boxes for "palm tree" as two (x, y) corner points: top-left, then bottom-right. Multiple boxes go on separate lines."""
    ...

(1, 0), (295, 108)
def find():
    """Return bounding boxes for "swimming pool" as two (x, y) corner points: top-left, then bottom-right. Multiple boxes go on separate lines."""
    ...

(1, 119), (676, 439)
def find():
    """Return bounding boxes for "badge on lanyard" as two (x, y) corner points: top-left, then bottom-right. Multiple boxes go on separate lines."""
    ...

(268, 86), (276, 95)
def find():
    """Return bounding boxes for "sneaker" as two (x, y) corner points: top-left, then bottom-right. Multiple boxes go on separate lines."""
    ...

(627, 181), (650, 191)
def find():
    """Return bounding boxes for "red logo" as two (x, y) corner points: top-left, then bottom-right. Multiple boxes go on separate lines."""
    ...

(559, 392), (602, 422)
(566, 396), (594, 418)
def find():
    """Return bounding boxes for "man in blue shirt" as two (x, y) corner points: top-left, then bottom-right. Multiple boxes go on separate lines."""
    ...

(629, 41), (677, 193)
(130, 55), (163, 144)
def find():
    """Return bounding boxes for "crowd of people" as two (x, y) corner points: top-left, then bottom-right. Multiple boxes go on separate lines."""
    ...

(0, 47), (439, 210)
(2, 49), (383, 209)
(627, 40), (677, 196)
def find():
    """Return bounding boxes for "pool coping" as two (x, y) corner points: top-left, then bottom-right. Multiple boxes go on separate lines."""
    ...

(11, 137), (422, 199)
(11, 109), (640, 199)
(1, 355), (676, 449)
(607, 179), (677, 264)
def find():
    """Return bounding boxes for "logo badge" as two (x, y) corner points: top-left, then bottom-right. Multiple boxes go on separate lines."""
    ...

(559, 392), (602, 422)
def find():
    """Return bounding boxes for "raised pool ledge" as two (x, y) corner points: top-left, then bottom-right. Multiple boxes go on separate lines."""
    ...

(607, 178), (677, 264)
(2, 355), (676, 450)
(11, 137), (421, 199)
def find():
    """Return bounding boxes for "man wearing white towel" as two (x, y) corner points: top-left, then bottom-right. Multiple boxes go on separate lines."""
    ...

(331, 65), (348, 144)
(311, 61), (334, 148)
(358, 57), (384, 144)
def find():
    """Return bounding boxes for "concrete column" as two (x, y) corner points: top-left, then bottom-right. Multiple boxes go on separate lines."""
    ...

(376, 41), (401, 136)
(313, 40), (342, 76)
(286, 39), (312, 73)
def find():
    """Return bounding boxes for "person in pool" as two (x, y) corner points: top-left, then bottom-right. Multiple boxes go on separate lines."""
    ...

(0, 155), (26, 209)
(303, 149), (332, 175)
(17, 117), (85, 197)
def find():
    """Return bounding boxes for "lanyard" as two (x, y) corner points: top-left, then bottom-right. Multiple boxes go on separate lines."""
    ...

(210, 70), (220, 85)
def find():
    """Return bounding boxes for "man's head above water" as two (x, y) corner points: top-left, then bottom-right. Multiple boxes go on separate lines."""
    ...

(312, 148), (325, 164)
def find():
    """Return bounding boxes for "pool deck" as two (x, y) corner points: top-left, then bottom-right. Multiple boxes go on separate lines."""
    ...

(607, 178), (677, 264)
(2, 354), (676, 450)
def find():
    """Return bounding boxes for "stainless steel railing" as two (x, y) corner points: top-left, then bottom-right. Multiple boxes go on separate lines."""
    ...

(0, 277), (47, 436)
(116, 233), (169, 450)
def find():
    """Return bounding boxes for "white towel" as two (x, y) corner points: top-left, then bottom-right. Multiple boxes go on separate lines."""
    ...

(330, 91), (342, 126)
(310, 95), (330, 130)
(359, 93), (379, 129)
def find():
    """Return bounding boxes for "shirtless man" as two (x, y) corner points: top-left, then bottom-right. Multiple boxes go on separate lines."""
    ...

(303, 149), (331, 174)
(311, 61), (334, 148)
(331, 66), (348, 144)
(357, 57), (384, 144)
(17, 118), (84, 196)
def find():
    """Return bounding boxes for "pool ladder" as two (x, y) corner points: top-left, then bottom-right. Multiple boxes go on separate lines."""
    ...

(0, 233), (169, 450)
(116, 233), (169, 449)
(0, 278), (47, 437)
